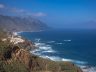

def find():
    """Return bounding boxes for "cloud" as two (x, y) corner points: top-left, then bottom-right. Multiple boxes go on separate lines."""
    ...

(0, 4), (5, 8)
(0, 5), (47, 17)
(32, 12), (47, 17)
(11, 9), (47, 17)
(11, 8), (25, 13)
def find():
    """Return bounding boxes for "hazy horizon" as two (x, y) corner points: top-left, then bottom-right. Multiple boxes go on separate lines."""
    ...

(0, 0), (96, 29)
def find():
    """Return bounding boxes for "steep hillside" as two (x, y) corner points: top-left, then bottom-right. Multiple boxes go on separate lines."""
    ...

(0, 30), (82, 72)
(0, 15), (48, 32)
(0, 42), (82, 72)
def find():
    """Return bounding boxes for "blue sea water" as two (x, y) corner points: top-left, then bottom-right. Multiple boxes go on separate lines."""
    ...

(19, 29), (96, 72)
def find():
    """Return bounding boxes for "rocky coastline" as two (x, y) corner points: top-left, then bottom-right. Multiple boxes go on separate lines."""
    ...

(0, 31), (83, 72)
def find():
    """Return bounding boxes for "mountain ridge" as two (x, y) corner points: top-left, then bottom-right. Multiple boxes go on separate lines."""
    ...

(0, 15), (49, 32)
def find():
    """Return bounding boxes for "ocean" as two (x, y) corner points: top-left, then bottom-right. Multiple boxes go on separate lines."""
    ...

(19, 29), (96, 72)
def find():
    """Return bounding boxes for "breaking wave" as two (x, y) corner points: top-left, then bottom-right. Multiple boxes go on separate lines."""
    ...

(47, 41), (55, 43)
(64, 40), (71, 42)
(32, 42), (56, 54)
(55, 43), (63, 45)
(30, 39), (96, 72)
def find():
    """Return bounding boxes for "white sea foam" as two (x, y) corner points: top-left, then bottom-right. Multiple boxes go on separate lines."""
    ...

(32, 41), (87, 64)
(62, 58), (73, 62)
(82, 67), (96, 72)
(15, 31), (24, 35)
(34, 43), (45, 47)
(39, 55), (61, 61)
(78, 65), (96, 72)
(74, 60), (87, 65)
(55, 43), (63, 45)
(64, 40), (71, 42)
(47, 41), (55, 43)
(13, 32), (18, 36)
(37, 55), (87, 65)
(35, 38), (41, 42)
(42, 50), (55, 53)
(33, 42), (56, 54)
(31, 40), (96, 72)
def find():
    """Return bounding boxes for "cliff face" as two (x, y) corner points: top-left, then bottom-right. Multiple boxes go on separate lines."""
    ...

(0, 15), (49, 32)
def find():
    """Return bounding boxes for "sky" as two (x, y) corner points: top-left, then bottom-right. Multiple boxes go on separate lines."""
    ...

(0, 0), (96, 29)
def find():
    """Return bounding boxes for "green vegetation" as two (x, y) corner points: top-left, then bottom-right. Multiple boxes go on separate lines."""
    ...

(29, 56), (82, 72)
(3, 60), (28, 72)
(0, 60), (28, 72)
(0, 40), (29, 72)
(0, 29), (7, 39)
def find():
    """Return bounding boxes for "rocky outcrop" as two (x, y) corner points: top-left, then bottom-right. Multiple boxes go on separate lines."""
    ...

(11, 46), (32, 69)
(3, 46), (40, 71)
